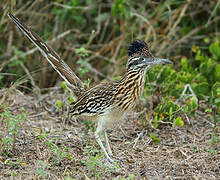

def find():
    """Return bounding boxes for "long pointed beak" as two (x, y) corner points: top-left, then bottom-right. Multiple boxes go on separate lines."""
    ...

(144, 57), (173, 65)
(153, 58), (173, 65)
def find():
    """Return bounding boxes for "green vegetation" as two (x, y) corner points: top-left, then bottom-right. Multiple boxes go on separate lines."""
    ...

(81, 146), (119, 179)
(0, 0), (219, 179)
(0, 107), (27, 156)
(144, 38), (219, 128)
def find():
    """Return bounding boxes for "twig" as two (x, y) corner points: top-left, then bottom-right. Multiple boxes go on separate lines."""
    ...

(0, 1), (33, 27)
(0, 78), (28, 105)
(53, 2), (92, 10)
(132, 12), (156, 41)
(119, 126), (132, 139)
(158, 120), (173, 125)
(111, 38), (123, 63)
(205, 0), (220, 27)
(99, 17), (110, 43)
(132, 130), (144, 148)
(87, 63), (108, 78)
(36, 86), (61, 103)
(185, 114), (191, 125)
(7, 30), (13, 55)
(19, 62), (40, 95)
(169, 1), (190, 36)
(29, 112), (46, 118)
(178, 84), (198, 104)
(86, 1), (102, 47)
(178, 148), (188, 158)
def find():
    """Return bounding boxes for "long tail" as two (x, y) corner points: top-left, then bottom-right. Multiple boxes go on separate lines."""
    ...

(8, 13), (85, 97)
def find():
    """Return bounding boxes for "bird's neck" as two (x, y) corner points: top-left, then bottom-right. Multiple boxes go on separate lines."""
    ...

(121, 69), (147, 95)
(122, 68), (146, 81)
(114, 69), (147, 111)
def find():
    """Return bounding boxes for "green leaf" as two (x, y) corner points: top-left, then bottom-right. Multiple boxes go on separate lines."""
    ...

(190, 96), (198, 109)
(215, 64), (220, 80)
(150, 133), (160, 143)
(209, 41), (220, 60)
(36, 169), (47, 177)
(61, 81), (67, 89)
(194, 82), (209, 96)
(75, 47), (90, 57)
(112, 0), (130, 18)
(210, 133), (218, 144)
(206, 148), (217, 154)
(69, 95), (74, 104)
(181, 58), (188, 70)
(56, 100), (63, 109)
(204, 37), (210, 43)
(174, 117), (184, 127)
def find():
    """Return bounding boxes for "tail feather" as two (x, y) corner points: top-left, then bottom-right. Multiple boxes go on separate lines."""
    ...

(8, 13), (85, 96)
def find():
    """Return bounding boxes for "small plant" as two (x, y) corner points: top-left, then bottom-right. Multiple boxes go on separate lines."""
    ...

(8, 47), (27, 75)
(173, 116), (184, 127)
(35, 132), (74, 165)
(5, 158), (23, 168)
(0, 107), (27, 156)
(149, 133), (160, 143)
(76, 47), (91, 78)
(210, 132), (218, 144)
(127, 174), (135, 180)
(60, 81), (76, 104)
(35, 160), (50, 177)
(0, 47), (27, 87)
(81, 145), (119, 178)
(56, 81), (76, 113)
(82, 120), (96, 134)
(205, 148), (217, 154)
(64, 176), (74, 180)
(149, 96), (196, 128)
(144, 37), (220, 128)
(56, 100), (63, 109)
(112, 0), (130, 18)
(81, 155), (104, 178)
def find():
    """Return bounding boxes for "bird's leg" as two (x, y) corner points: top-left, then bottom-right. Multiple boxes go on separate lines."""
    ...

(95, 122), (114, 163)
(103, 130), (113, 156)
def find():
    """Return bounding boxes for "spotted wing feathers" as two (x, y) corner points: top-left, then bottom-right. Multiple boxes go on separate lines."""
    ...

(70, 83), (116, 116)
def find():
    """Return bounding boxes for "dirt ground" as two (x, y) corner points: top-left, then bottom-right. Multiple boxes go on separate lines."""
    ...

(0, 88), (219, 180)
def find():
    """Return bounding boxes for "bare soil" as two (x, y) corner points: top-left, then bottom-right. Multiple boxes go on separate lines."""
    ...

(0, 88), (219, 180)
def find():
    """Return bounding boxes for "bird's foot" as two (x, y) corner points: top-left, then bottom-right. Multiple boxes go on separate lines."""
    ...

(106, 156), (116, 163)
(107, 150), (113, 157)
(106, 156), (126, 163)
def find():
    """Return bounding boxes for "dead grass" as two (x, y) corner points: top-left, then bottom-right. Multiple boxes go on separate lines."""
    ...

(0, 89), (219, 179)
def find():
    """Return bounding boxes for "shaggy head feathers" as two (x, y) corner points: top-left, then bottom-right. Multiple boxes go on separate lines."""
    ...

(128, 40), (152, 57)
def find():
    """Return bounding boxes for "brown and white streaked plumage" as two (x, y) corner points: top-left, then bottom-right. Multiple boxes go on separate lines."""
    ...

(70, 40), (172, 162)
(8, 13), (172, 162)
(8, 13), (84, 97)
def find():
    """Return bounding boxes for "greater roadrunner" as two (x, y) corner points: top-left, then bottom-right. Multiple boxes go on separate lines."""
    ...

(8, 13), (172, 162)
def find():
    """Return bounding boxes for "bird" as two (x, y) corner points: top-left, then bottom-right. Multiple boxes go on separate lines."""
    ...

(8, 13), (172, 162)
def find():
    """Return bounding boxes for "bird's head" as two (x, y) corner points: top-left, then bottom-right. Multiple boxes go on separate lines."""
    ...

(127, 40), (172, 71)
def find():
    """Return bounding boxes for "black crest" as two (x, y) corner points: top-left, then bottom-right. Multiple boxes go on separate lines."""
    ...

(128, 40), (148, 56)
